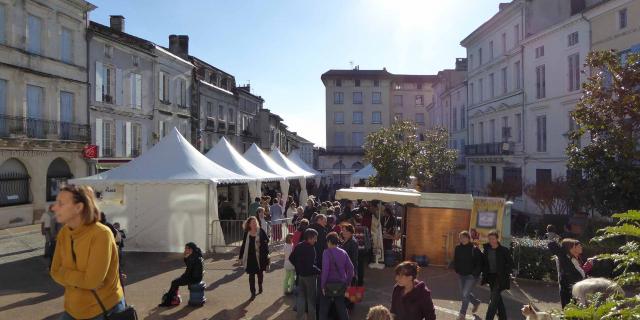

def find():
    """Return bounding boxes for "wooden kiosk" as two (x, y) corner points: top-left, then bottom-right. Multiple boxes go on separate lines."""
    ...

(335, 187), (511, 267)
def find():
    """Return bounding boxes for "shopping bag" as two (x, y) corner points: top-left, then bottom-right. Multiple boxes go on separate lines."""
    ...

(346, 286), (365, 303)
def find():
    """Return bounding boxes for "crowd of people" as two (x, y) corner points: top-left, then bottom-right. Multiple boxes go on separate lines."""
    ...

(43, 183), (625, 320)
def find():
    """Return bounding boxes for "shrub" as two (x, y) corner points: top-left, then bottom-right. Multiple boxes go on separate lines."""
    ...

(512, 237), (557, 281)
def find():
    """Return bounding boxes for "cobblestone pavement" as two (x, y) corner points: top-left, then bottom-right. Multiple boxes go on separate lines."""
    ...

(0, 225), (561, 319)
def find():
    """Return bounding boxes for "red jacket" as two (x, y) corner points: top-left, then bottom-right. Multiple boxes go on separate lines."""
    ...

(391, 280), (436, 320)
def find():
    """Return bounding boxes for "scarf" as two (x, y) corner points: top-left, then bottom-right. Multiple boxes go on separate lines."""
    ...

(242, 230), (262, 270)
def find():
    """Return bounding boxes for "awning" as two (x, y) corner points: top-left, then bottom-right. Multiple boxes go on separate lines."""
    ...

(96, 163), (124, 170)
(335, 187), (421, 204)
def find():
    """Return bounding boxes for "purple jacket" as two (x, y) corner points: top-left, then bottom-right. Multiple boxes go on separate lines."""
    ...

(321, 247), (354, 289)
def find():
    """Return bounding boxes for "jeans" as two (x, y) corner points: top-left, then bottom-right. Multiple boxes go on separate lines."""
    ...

(319, 291), (349, 320)
(59, 298), (126, 320)
(458, 274), (480, 316)
(296, 275), (317, 320)
(560, 285), (573, 308)
(168, 276), (190, 297)
(357, 250), (369, 286)
(485, 274), (507, 320)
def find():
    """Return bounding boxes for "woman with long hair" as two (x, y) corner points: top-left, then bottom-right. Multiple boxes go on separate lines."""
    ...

(549, 238), (586, 307)
(50, 185), (125, 320)
(158, 242), (204, 307)
(238, 216), (270, 298)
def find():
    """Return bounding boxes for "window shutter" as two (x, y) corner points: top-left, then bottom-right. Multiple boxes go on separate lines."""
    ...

(115, 120), (124, 157)
(125, 121), (132, 157)
(158, 72), (164, 101)
(95, 118), (103, 157)
(95, 61), (103, 102)
(135, 74), (142, 108)
(115, 68), (123, 105)
(130, 73), (135, 108)
(141, 124), (147, 152)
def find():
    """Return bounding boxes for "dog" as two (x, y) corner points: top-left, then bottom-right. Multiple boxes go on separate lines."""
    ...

(521, 304), (554, 320)
(571, 277), (624, 306)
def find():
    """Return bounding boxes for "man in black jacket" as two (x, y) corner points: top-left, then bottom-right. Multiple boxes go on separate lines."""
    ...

(289, 229), (321, 320)
(481, 230), (514, 320)
(310, 214), (328, 267)
(453, 231), (483, 319)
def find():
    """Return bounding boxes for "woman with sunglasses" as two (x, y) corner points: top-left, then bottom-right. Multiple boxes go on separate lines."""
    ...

(50, 185), (125, 320)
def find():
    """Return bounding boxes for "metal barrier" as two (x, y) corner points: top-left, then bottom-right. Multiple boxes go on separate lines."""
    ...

(210, 217), (295, 253)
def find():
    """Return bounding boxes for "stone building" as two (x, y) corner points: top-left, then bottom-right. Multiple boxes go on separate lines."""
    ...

(87, 17), (156, 173)
(428, 58), (468, 193)
(0, 0), (95, 228)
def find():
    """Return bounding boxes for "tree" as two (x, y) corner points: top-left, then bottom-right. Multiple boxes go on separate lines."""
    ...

(364, 121), (457, 190)
(567, 50), (640, 216)
(524, 177), (570, 215)
(487, 179), (522, 201)
(561, 210), (640, 319)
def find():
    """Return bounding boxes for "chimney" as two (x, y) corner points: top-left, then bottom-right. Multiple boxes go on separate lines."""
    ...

(169, 35), (189, 58)
(498, 3), (510, 11)
(109, 15), (125, 32)
(455, 58), (468, 71)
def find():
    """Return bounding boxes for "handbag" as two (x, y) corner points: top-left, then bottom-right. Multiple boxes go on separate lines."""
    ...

(71, 238), (138, 320)
(324, 250), (348, 298)
(91, 290), (138, 320)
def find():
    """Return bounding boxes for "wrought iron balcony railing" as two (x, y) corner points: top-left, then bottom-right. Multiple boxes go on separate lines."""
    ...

(0, 115), (90, 142)
(464, 142), (515, 156)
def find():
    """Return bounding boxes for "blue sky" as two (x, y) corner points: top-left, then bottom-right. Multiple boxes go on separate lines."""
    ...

(89, 0), (505, 147)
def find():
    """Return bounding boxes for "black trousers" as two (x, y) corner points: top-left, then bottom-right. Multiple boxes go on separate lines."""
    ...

(560, 285), (573, 308)
(485, 274), (507, 320)
(168, 277), (190, 297)
(357, 250), (369, 286)
(249, 271), (264, 294)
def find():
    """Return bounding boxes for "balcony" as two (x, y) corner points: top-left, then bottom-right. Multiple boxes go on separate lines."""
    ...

(464, 142), (515, 156)
(217, 121), (226, 133)
(102, 148), (114, 157)
(0, 115), (90, 142)
(205, 118), (216, 132)
(324, 146), (365, 155)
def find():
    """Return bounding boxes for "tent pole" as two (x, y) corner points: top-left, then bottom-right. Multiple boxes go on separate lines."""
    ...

(206, 182), (211, 254)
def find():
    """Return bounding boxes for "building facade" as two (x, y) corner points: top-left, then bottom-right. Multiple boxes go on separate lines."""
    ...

(390, 74), (437, 127)
(0, 0), (95, 228)
(154, 35), (192, 146)
(461, 1), (527, 208)
(521, 14), (591, 213)
(87, 17), (155, 173)
(236, 85), (262, 153)
(429, 58), (468, 192)
(320, 68), (393, 185)
(190, 56), (239, 153)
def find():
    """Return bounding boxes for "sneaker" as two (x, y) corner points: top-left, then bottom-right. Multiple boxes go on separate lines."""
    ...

(471, 300), (480, 313)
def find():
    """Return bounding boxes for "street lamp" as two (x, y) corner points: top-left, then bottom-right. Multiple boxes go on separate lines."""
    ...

(338, 156), (343, 186)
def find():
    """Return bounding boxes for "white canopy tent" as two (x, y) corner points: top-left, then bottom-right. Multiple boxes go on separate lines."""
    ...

(244, 143), (302, 201)
(287, 150), (322, 185)
(350, 164), (378, 187)
(269, 149), (318, 203)
(205, 137), (282, 203)
(71, 128), (256, 253)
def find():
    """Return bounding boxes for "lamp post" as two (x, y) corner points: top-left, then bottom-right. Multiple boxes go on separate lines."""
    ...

(338, 156), (343, 187)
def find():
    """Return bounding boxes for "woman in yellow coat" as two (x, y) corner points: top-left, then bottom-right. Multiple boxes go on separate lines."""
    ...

(50, 185), (125, 320)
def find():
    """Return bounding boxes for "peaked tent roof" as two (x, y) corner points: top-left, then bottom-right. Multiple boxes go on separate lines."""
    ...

(351, 164), (377, 181)
(72, 128), (255, 184)
(243, 144), (302, 179)
(287, 150), (321, 176)
(269, 149), (316, 178)
(205, 137), (281, 182)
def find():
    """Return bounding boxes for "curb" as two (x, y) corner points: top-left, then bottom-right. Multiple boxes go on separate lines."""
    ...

(0, 230), (41, 241)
